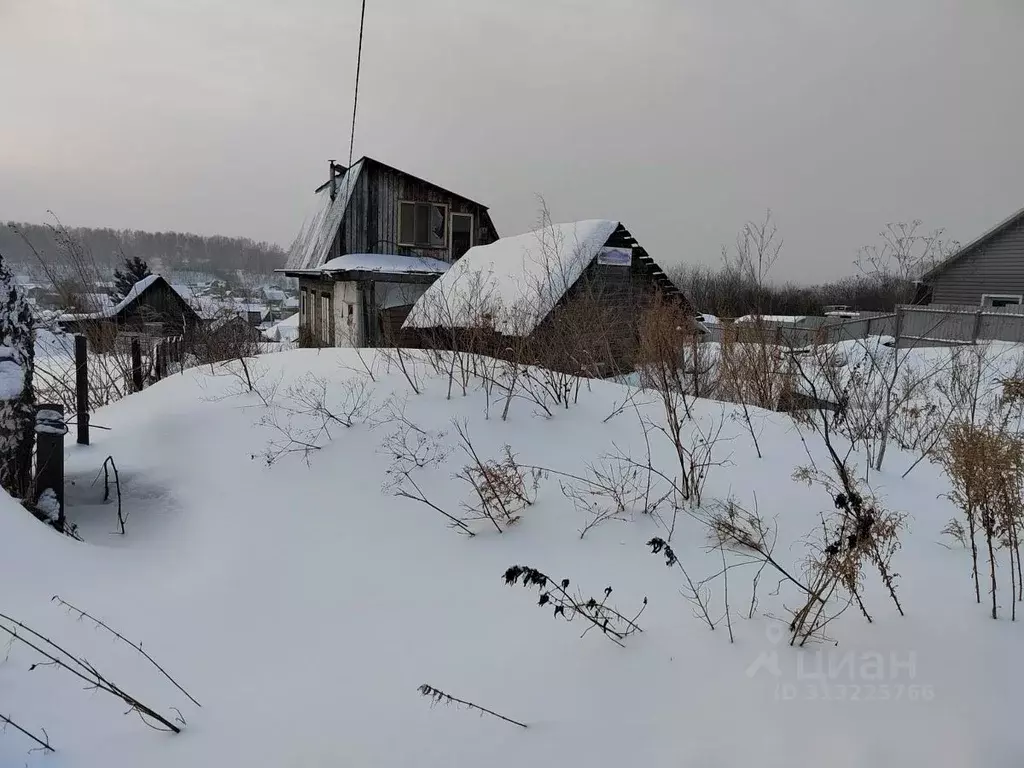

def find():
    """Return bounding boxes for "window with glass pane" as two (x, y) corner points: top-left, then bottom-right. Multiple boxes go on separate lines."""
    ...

(399, 202), (416, 245)
(451, 213), (473, 260)
(399, 202), (448, 248)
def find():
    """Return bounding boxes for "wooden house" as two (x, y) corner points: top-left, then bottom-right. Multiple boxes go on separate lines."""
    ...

(281, 157), (499, 347)
(403, 219), (692, 376)
(59, 275), (200, 349)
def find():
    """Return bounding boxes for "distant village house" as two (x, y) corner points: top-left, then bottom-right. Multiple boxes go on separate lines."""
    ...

(58, 275), (200, 350)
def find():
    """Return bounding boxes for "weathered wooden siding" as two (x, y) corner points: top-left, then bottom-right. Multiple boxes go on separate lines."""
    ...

(297, 276), (336, 347)
(116, 282), (198, 332)
(532, 225), (692, 376)
(334, 160), (498, 262)
(931, 216), (1024, 305)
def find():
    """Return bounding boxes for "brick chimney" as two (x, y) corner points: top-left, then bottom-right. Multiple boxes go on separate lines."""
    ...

(328, 160), (337, 201)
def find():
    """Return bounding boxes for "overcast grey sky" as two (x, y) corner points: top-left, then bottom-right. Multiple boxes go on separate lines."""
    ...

(2, 0), (1022, 281)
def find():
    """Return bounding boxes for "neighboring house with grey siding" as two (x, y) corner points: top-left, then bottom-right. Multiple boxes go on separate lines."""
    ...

(917, 206), (1024, 307)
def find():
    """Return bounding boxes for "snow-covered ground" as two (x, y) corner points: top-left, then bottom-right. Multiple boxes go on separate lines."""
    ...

(2, 346), (1023, 766)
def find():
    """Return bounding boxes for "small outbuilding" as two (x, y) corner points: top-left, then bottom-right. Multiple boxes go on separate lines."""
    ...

(282, 253), (451, 347)
(59, 275), (200, 349)
(403, 219), (691, 376)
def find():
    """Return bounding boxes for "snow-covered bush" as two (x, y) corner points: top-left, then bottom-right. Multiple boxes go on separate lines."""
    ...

(0, 251), (35, 498)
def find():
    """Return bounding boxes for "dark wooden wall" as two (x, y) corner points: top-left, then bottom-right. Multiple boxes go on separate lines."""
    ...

(531, 225), (692, 376)
(115, 281), (199, 333)
(332, 159), (499, 261)
(298, 277), (336, 348)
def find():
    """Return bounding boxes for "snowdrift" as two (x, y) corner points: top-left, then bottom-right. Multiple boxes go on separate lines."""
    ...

(1, 347), (1022, 766)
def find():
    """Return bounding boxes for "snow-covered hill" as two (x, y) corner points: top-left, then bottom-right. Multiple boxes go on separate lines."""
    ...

(2, 347), (1022, 766)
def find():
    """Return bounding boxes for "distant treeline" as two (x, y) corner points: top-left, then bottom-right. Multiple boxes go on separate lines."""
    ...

(0, 221), (287, 276)
(670, 264), (919, 318)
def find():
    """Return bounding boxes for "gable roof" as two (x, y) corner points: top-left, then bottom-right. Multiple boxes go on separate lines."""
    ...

(285, 157), (493, 272)
(920, 204), (1024, 282)
(286, 159), (366, 271)
(403, 219), (620, 336)
(60, 274), (163, 321)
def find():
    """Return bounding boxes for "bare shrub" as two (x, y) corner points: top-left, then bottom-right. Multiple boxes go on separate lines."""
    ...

(261, 375), (379, 466)
(782, 353), (909, 642)
(632, 294), (731, 508)
(646, 537), (717, 631)
(707, 496), (796, 620)
(790, 466), (907, 640)
(527, 454), (669, 539)
(453, 421), (540, 533)
(379, 408), (470, 535)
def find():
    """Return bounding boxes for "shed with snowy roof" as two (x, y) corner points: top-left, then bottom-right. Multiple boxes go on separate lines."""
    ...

(404, 219), (692, 375)
(58, 275), (200, 348)
(282, 252), (452, 347)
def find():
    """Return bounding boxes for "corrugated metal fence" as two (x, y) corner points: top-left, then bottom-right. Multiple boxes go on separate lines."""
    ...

(703, 304), (1024, 348)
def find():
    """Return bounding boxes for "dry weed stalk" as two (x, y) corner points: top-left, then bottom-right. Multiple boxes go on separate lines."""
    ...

(0, 611), (184, 733)
(51, 595), (201, 707)
(417, 684), (527, 729)
(0, 713), (53, 754)
(502, 565), (646, 647)
(939, 420), (1024, 619)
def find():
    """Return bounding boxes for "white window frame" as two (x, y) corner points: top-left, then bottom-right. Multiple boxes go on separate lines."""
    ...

(450, 212), (474, 258)
(397, 200), (449, 249)
(981, 294), (1023, 308)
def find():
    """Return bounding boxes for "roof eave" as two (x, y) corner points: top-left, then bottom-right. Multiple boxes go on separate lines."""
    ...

(920, 205), (1024, 282)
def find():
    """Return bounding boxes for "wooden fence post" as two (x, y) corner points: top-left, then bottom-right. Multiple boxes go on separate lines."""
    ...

(34, 404), (66, 531)
(155, 340), (165, 381)
(74, 335), (89, 445)
(971, 307), (983, 345)
(131, 338), (143, 392)
(894, 306), (904, 348)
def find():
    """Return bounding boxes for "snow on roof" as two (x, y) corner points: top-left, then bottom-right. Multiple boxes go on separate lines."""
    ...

(404, 219), (619, 336)
(316, 253), (451, 275)
(262, 312), (300, 343)
(734, 314), (808, 324)
(189, 297), (224, 321)
(60, 275), (162, 321)
(80, 293), (114, 312)
(263, 288), (287, 302)
(285, 160), (365, 270)
(236, 303), (269, 314)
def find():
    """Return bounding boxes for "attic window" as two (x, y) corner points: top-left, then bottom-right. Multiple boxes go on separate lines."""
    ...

(399, 202), (447, 248)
